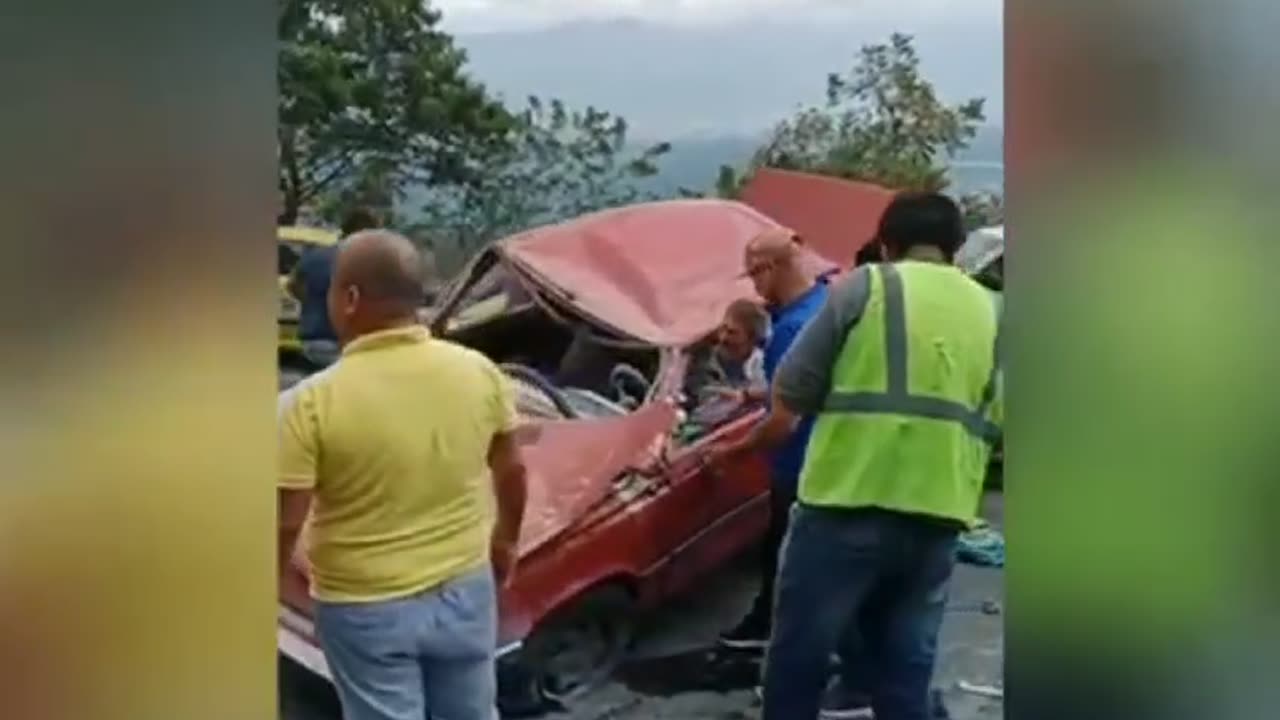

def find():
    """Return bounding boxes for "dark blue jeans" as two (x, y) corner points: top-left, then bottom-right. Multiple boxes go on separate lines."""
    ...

(762, 504), (958, 720)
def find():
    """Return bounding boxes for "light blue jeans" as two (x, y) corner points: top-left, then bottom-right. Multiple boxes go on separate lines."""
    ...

(314, 567), (497, 720)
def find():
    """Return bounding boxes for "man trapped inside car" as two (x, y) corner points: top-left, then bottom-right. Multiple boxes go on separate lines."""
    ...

(278, 230), (529, 720)
(711, 298), (769, 398)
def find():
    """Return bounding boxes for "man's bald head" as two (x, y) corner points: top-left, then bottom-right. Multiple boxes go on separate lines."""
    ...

(327, 230), (426, 344)
(745, 227), (801, 265)
(744, 227), (808, 305)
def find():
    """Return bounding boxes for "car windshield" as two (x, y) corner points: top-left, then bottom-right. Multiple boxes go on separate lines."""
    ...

(447, 261), (531, 331)
(439, 255), (659, 422)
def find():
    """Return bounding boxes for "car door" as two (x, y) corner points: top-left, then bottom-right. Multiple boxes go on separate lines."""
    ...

(647, 407), (772, 599)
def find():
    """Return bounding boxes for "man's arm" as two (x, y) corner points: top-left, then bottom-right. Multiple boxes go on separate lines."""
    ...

(733, 382), (804, 453)
(277, 385), (319, 581)
(773, 268), (871, 416)
(488, 430), (528, 586)
(278, 488), (311, 577)
(484, 361), (528, 586)
(741, 351), (769, 402)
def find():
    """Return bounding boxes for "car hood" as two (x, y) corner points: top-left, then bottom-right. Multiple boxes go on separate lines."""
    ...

(513, 400), (678, 555)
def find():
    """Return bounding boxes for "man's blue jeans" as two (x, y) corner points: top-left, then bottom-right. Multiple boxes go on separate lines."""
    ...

(762, 505), (958, 720)
(314, 567), (497, 720)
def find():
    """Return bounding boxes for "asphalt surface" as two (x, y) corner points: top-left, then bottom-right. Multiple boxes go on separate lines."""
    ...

(280, 493), (1004, 720)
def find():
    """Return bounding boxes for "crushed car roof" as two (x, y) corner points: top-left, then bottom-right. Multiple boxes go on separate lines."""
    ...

(499, 199), (835, 347)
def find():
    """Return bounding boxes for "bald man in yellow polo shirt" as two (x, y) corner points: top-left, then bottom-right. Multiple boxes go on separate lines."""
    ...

(278, 231), (528, 720)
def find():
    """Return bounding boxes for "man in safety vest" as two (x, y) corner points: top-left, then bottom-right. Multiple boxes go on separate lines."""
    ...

(760, 192), (1002, 720)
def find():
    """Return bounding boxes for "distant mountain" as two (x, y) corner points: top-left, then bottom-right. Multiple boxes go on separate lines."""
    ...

(629, 123), (1003, 197)
(629, 134), (759, 195)
(455, 18), (1002, 140)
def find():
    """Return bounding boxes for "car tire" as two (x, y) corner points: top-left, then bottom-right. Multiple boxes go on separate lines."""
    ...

(519, 585), (635, 704)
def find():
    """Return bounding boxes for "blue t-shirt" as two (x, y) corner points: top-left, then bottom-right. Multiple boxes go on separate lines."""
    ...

(295, 245), (338, 342)
(764, 282), (829, 493)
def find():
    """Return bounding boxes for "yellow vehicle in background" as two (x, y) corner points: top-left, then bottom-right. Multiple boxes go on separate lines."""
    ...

(278, 225), (339, 360)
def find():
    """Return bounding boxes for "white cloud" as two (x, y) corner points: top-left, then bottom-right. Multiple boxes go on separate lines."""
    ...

(433, 0), (999, 33)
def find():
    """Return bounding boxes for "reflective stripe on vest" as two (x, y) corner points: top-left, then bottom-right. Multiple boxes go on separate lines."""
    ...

(822, 264), (1001, 443)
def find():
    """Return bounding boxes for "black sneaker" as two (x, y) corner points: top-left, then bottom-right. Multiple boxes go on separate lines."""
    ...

(717, 614), (770, 650)
(819, 683), (875, 719)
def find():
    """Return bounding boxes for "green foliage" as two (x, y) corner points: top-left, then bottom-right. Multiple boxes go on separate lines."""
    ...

(722, 33), (988, 196)
(715, 164), (743, 199)
(410, 97), (671, 274)
(279, 1), (671, 271)
(278, 0), (512, 224)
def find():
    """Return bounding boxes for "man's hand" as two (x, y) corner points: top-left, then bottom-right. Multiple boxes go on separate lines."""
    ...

(491, 539), (518, 588)
(290, 541), (311, 578)
(278, 488), (312, 586)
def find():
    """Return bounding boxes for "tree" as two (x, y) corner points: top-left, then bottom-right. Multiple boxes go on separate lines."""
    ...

(719, 33), (987, 197)
(411, 97), (671, 274)
(278, 0), (513, 224)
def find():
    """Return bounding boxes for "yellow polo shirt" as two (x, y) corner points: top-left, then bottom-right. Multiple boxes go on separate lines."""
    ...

(278, 325), (516, 602)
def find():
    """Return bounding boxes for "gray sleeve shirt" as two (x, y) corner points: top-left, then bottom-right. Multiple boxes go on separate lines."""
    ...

(774, 266), (872, 415)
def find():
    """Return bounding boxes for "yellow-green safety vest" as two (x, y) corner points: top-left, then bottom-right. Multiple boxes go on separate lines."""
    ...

(798, 261), (1002, 524)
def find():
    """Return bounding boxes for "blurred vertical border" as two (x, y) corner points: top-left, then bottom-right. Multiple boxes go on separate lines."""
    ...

(1008, 0), (1280, 718)
(0, 2), (275, 719)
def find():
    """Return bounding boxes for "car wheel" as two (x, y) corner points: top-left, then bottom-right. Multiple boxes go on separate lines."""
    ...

(521, 585), (635, 703)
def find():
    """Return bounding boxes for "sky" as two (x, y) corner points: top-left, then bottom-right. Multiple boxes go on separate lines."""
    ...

(433, 0), (1002, 33)
(430, 0), (1004, 137)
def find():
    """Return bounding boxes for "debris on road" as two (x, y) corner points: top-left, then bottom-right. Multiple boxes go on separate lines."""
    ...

(956, 680), (1004, 699)
(956, 520), (1005, 568)
(945, 598), (1002, 615)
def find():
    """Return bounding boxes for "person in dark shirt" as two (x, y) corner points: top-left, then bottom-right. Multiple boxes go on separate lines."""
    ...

(288, 208), (379, 368)
(711, 229), (829, 647)
(710, 229), (877, 719)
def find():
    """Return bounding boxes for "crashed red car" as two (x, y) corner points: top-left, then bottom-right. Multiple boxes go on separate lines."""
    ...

(277, 199), (838, 712)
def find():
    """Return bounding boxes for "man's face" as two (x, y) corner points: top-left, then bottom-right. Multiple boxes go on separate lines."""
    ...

(716, 319), (754, 363)
(743, 250), (777, 303)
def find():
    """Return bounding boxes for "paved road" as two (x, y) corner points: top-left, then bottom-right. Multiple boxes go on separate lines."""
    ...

(281, 494), (1004, 720)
